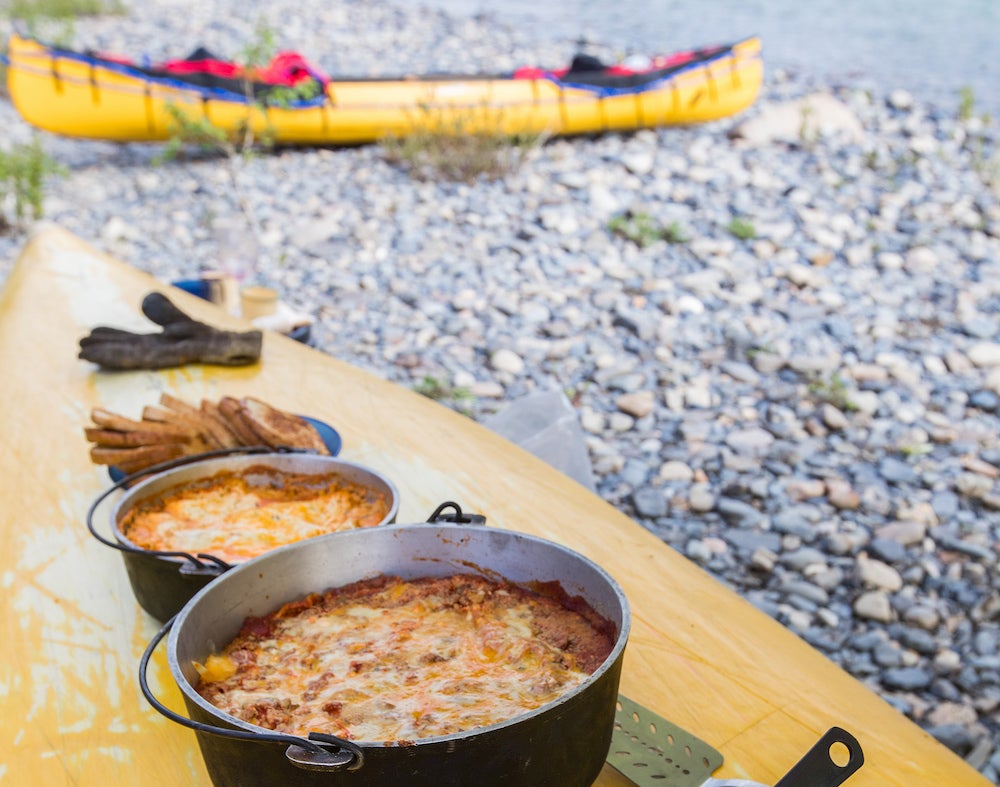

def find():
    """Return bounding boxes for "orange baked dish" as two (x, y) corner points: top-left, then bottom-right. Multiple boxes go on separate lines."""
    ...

(195, 574), (616, 742)
(119, 465), (392, 563)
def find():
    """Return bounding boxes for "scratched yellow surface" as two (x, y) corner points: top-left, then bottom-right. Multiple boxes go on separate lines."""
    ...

(0, 225), (990, 786)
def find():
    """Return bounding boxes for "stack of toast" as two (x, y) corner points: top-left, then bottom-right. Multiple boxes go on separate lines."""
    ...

(85, 393), (329, 475)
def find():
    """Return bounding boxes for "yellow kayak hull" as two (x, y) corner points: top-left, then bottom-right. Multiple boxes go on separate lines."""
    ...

(5, 34), (762, 145)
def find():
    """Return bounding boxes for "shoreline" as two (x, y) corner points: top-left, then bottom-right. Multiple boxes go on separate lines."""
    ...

(1, 0), (999, 781)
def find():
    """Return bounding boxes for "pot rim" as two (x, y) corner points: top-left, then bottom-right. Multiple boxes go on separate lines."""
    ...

(108, 452), (400, 566)
(166, 521), (632, 748)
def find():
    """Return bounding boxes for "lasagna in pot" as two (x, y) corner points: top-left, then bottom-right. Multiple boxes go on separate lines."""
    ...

(195, 574), (616, 742)
(119, 465), (391, 563)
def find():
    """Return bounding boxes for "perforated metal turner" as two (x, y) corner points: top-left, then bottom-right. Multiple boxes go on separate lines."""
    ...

(608, 695), (865, 787)
(609, 695), (725, 787)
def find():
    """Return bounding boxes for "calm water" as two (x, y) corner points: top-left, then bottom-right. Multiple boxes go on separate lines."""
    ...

(426, 0), (1000, 116)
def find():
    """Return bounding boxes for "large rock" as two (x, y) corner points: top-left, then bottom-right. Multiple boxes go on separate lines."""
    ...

(731, 93), (865, 146)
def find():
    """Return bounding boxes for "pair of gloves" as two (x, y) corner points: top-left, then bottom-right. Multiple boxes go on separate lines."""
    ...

(78, 292), (262, 370)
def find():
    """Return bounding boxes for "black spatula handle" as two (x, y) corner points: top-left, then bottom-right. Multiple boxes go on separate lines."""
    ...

(773, 727), (864, 787)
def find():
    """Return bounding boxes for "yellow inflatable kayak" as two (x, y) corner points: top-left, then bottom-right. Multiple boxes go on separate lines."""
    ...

(4, 33), (762, 145)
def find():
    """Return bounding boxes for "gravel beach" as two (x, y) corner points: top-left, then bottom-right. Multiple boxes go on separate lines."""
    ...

(2, 0), (998, 780)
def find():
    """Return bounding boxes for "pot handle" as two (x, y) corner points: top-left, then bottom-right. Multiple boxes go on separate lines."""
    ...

(773, 727), (864, 787)
(85, 445), (295, 572)
(139, 615), (365, 772)
(426, 500), (487, 526)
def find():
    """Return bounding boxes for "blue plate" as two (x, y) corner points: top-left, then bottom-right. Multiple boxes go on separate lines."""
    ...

(107, 415), (342, 483)
(301, 416), (342, 457)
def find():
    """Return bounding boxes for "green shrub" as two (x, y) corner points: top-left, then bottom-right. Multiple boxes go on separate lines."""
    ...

(958, 86), (976, 122)
(0, 137), (67, 232)
(154, 19), (323, 266)
(662, 220), (690, 244)
(607, 210), (662, 247)
(3, 0), (125, 45)
(807, 372), (857, 412)
(381, 103), (544, 183)
(726, 217), (756, 240)
(5, 0), (124, 16)
(413, 375), (473, 414)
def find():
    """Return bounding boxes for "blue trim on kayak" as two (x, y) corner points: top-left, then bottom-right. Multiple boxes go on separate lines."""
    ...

(24, 36), (759, 105)
(555, 43), (755, 98)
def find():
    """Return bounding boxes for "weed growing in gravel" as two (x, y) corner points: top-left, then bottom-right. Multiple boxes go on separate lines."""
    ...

(3, 0), (124, 46)
(957, 86), (982, 123)
(726, 216), (756, 240)
(607, 210), (663, 247)
(0, 137), (66, 233)
(663, 220), (691, 244)
(898, 441), (933, 458)
(5, 0), (123, 16)
(158, 21), (320, 163)
(381, 103), (544, 183)
(413, 375), (474, 414)
(745, 342), (778, 362)
(807, 372), (857, 412)
(797, 103), (819, 146)
(155, 20), (321, 265)
(953, 87), (1000, 194)
(607, 211), (690, 247)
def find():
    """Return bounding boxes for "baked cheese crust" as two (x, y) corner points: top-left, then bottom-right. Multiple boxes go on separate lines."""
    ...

(195, 574), (616, 742)
(120, 465), (391, 563)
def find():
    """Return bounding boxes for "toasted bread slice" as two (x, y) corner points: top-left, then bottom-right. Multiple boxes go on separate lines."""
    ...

(158, 393), (225, 449)
(89, 443), (185, 467)
(218, 396), (263, 445)
(239, 397), (328, 453)
(84, 427), (191, 447)
(141, 404), (176, 423)
(90, 408), (190, 437)
(200, 399), (242, 448)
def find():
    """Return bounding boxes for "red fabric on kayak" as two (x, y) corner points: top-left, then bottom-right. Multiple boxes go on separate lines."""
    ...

(159, 51), (327, 87)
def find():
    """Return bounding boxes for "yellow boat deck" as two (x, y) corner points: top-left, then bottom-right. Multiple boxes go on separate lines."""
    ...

(0, 224), (991, 785)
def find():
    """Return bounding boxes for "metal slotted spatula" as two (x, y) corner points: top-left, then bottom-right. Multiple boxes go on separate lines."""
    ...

(608, 695), (865, 787)
(608, 694), (725, 787)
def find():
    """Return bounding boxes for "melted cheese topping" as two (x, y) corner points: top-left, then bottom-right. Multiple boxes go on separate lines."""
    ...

(120, 466), (391, 563)
(196, 575), (614, 742)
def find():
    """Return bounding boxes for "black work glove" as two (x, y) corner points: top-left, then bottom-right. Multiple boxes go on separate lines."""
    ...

(79, 292), (263, 370)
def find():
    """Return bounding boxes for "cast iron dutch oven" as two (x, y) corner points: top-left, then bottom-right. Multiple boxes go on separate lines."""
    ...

(140, 504), (631, 787)
(86, 447), (399, 622)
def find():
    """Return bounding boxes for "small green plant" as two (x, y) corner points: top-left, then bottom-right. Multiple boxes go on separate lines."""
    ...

(157, 20), (321, 164)
(662, 220), (690, 244)
(413, 375), (474, 414)
(5, 0), (125, 45)
(963, 129), (1000, 194)
(0, 137), (67, 232)
(958, 86), (976, 122)
(726, 216), (756, 240)
(155, 19), (323, 265)
(807, 372), (857, 412)
(381, 105), (543, 183)
(899, 442), (932, 458)
(745, 341), (778, 362)
(6, 0), (123, 16)
(798, 103), (818, 145)
(607, 210), (663, 248)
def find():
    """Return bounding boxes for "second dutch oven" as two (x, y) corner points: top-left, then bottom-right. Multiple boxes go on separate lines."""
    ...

(87, 448), (399, 622)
